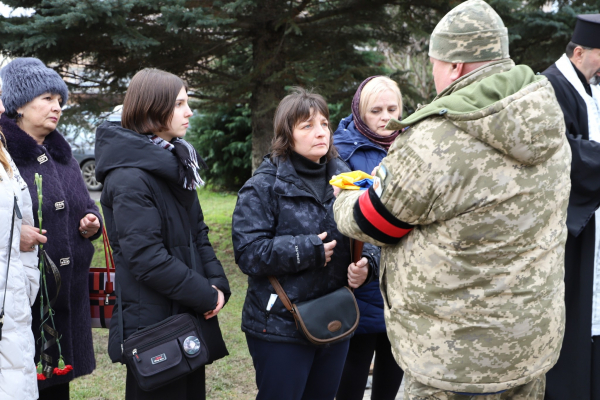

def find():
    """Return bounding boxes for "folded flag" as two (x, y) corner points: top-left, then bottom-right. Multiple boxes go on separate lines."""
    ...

(330, 171), (373, 190)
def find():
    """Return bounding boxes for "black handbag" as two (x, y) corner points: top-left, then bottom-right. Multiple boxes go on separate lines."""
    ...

(117, 233), (209, 391)
(267, 240), (364, 345)
(122, 313), (208, 391)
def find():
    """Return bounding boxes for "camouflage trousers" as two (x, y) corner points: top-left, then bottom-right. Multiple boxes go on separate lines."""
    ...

(403, 373), (545, 400)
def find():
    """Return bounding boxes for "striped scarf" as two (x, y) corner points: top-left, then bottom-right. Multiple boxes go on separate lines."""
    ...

(147, 135), (206, 190)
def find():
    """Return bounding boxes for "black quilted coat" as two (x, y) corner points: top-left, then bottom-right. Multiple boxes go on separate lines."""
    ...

(94, 121), (230, 363)
(232, 155), (378, 345)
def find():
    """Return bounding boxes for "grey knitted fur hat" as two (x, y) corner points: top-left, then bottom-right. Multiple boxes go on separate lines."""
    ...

(0, 57), (68, 116)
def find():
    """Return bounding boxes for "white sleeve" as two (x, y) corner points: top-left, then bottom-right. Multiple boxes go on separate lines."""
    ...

(16, 171), (40, 306)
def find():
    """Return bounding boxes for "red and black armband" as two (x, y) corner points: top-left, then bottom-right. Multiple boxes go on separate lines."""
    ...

(353, 187), (413, 244)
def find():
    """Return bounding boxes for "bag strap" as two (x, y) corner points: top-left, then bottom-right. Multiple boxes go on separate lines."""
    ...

(351, 239), (364, 264)
(117, 273), (123, 352)
(267, 236), (365, 314)
(0, 195), (21, 340)
(267, 276), (294, 313)
(102, 226), (115, 293)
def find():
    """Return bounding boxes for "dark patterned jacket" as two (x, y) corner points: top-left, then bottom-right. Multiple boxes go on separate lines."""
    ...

(232, 155), (377, 344)
(1, 114), (102, 389)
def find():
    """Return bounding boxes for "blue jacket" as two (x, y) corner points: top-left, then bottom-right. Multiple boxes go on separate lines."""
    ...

(334, 114), (387, 334)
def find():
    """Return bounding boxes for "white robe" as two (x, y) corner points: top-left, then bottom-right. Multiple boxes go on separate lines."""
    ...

(555, 54), (600, 336)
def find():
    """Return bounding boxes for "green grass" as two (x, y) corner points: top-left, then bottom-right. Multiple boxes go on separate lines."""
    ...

(71, 188), (257, 399)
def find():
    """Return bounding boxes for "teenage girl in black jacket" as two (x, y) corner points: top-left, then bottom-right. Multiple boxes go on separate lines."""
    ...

(95, 68), (230, 400)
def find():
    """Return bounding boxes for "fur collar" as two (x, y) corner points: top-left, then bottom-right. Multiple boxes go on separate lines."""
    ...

(0, 114), (72, 164)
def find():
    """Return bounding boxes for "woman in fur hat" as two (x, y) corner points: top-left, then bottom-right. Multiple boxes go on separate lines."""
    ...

(0, 57), (102, 400)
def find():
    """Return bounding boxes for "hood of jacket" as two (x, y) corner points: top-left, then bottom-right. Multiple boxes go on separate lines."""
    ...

(333, 114), (386, 163)
(95, 121), (180, 184)
(387, 59), (565, 166)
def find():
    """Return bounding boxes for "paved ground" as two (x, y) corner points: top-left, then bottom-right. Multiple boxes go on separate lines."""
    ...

(89, 189), (101, 202)
(362, 376), (404, 400)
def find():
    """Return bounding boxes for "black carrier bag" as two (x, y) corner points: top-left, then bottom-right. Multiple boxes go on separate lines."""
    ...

(117, 233), (210, 391)
(122, 313), (208, 391)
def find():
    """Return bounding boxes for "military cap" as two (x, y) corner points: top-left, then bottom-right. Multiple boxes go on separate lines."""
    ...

(429, 0), (509, 63)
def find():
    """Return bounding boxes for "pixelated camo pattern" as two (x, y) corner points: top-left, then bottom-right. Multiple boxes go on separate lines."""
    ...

(334, 60), (571, 393)
(403, 373), (545, 400)
(429, 0), (509, 63)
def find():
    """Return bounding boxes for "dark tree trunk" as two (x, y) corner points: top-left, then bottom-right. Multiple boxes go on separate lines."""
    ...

(250, 18), (287, 171)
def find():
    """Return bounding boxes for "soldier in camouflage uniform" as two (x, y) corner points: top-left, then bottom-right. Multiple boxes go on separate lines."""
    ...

(333, 1), (572, 398)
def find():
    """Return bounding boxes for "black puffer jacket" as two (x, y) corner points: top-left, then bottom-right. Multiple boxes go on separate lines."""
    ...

(232, 155), (377, 345)
(94, 121), (230, 363)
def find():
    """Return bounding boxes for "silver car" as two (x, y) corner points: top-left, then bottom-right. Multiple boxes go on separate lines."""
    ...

(68, 106), (122, 191)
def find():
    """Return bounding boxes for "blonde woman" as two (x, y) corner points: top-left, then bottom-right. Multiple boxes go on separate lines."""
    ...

(334, 76), (404, 400)
(0, 93), (40, 399)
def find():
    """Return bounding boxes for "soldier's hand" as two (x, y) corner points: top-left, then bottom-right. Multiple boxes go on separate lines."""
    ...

(318, 232), (337, 266)
(331, 175), (342, 198)
(332, 185), (341, 198)
(371, 164), (381, 177)
(347, 257), (369, 288)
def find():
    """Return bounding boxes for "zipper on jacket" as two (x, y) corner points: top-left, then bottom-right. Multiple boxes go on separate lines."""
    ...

(135, 323), (192, 354)
(263, 311), (269, 333)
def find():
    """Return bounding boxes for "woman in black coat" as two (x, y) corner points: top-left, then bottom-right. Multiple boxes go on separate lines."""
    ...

(232, 88), (377, 400)
(95, 68), (230, 400)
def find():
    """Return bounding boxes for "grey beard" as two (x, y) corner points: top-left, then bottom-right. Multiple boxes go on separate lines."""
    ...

(591, 75), (600, 86)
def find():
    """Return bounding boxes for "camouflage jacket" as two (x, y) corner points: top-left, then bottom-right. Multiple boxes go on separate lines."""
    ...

(333, 59), (571, 393)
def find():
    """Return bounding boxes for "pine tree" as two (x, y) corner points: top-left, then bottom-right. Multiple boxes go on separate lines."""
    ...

(0, 0), (446, 169)
(1, 0), (597, 171)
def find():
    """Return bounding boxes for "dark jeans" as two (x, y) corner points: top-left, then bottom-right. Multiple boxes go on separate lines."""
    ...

(125, 365), (205, 400)
(39, 383), (69, 400)
(246, 334), (350, 400)
(337, 332), (404, 400)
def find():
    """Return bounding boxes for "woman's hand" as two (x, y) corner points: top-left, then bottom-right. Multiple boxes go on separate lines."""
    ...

(347, 257), (369, 288)
(318, 232), (337, 266)
(204, 285), (225, 320)
(20, 225), (47, 252)
(79, 214), (100, 239)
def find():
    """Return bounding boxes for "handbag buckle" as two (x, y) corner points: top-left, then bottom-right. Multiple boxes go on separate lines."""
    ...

(105, 294), (110, 305)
